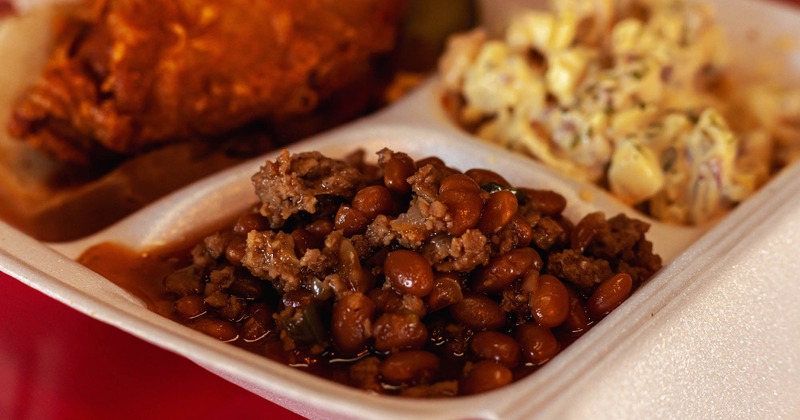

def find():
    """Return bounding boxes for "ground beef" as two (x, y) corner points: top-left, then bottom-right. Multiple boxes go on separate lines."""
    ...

(242, 230), (303, 291)
(587, 214), (651, 260)
(251, 149), (365, 228)
(546, 212), (662, 291)
(547, 249), (614, 290)
(618, 239), (662, 285)
(365, 215), (396, 248)
(531, 216), (566, 251)
(192, 232), (234, 266)
(389, 196), (449, 248)
(422, 229), (491, 272)
(406, 161), (450, 203)
(207, 266), (237, 292)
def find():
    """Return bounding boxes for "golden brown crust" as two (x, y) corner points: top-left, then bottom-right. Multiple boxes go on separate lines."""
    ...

(8, 0), (405, 164)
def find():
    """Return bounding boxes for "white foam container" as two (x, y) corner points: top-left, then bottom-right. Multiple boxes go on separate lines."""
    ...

(1, 0), (800, 418)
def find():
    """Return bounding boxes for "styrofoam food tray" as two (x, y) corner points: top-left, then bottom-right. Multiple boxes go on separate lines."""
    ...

(2, 0), (800, 418)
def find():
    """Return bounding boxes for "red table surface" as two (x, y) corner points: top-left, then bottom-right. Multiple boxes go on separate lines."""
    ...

(0, 272), (303, 420)
(3, 1), (800, 419)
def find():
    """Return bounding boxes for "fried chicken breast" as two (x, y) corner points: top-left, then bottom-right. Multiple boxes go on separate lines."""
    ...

(7, 0), (405, 164)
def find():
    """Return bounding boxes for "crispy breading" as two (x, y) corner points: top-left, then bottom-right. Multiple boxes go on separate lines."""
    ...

(7, 0), (404, 163)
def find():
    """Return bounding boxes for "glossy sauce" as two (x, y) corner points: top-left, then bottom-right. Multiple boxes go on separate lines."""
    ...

(79, 243), (190, 321)
(78, 241), (384, 388)
(77, 241), (569, 393)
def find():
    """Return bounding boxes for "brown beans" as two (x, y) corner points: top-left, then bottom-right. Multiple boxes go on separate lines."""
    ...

(228, 276), (265, 300)
(241, 303), (274, 342)
(334, 205), (370, 236)
(224, 235), (247, 265)
(522, 188), (567, 216)
(384, 153), (416, 194)
(449, 292), (506, 330)
(416, 156), (447, 169)
(440, 189), (484, 236)
(306, 219), (334, 238)
(367, 289), (426, 318)
(529, 274), (570, 328)
(426, 273), (464, 312)
(384, 250), (434, 297)
(465, 168), (511, 188)
(470, 331), (521, 367)
(439, 173), (480, 194)
(164, 265), (203, 296)
(587, 273), (633, 319)
(372, 312), (429, 352)
(332, 292), (375, 355)
(218, 296), (246, 322)
(189, 317), (238, 342)
(174, 295), (206, 319)
(521, 270), (540, 293)
(571, 212), (605, 253)
(233, 212), (268, 234)
(367, 288), (403, 314)
(472, 247), (541, 293)
(352, 185), (395, 220)
(339, 238), (374, 293)
(563, 285), (591, 333)
(477, 190), (519, 235)
(379, 350), (440, 385)
(290, 228), (317, 256)
(282, 290), (314, 308)
(418, 157), (460, 177)
(517, 323), (560, 365)
(507, 213), (533, 247)
(461, 361), (513, 395)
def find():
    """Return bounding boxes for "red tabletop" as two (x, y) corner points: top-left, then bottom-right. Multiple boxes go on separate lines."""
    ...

(2, 1), (800, 419)
(0, 272), (303, 420)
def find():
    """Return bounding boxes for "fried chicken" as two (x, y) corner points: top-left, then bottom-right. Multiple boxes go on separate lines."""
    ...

(7, 0), (405, 164)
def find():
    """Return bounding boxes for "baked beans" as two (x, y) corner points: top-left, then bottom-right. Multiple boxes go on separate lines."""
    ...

(83, 148), (662, 398)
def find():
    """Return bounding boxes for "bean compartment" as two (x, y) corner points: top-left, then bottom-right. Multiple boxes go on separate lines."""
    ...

(80, 148), (662, 397)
